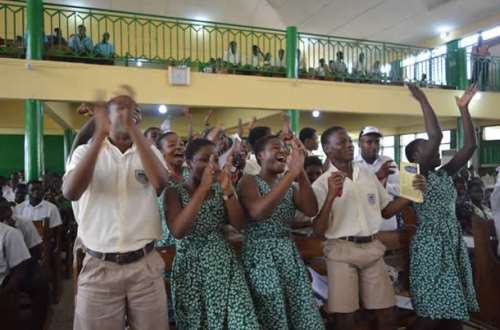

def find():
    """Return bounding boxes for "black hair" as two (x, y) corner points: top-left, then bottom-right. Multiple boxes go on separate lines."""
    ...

(467, 178), (484, 191)
(248, 126), (271, 152)
(185, 138), (215, 161)
(144, 127), (161, 138)
(155, 131), (177, 150)
(0, 176), (7, 185)
(304, 156), (323, 169)
(15, 183), (27, 192)
(27, 180), (43, 187)
(0, 200), (11, 215)
(320, 126), (345, 150)
(77, 24), (85, 30)
(253, 135), (281, 165)
(405, 139), (425, 163)
(299, 127), (316, 144)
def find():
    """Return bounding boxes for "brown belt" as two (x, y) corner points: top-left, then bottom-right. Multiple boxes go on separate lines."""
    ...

(85, 241), (155, 265)
(338, 235), (375, 244)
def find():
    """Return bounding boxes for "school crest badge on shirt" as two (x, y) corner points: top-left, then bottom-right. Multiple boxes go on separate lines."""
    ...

(135, 170), (149, 185)
(367, 193), (376, 205)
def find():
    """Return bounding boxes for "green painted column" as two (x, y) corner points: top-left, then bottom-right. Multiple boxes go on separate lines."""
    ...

(394, 135), (401, 166)
(24, 0), (44, 181)
(286, 26), (300, 134)
(63, 128), (75, 163)
(446, 40), (468, 90)
(24, 100), (44, 181)
(456, 118), (464, 149)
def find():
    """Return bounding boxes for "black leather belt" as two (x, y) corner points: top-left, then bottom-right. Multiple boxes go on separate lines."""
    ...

(85, 241), (155, 265)
(338, 235), (375, 244)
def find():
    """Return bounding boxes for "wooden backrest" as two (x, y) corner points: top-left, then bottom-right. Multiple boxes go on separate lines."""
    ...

(471, 216), (500, 329)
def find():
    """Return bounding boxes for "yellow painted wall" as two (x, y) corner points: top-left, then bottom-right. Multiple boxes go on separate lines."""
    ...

(0, 99), (65, 134)
(2, 58), (500, 121)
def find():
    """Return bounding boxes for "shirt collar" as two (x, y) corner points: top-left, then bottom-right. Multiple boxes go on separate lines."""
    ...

(104, 138), (137, 156)
(325, 161), (360, 181)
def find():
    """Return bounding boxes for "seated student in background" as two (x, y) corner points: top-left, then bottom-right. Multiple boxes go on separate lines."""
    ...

(93, 32), (114, 58)
(164, 138), (260, 329)
(223, 41), (240, 65)
(1, 176), (15, 203)
(238, 136), (325, 330)
(491, 169), (500, 256)
(405, 84), (479, 330)
(466, 179), (493, 221)
(143, 126), (162, 146)
(68, 25), (93, 55)
(14, 183), (28, 205)
(316, 58), (329, 78)
(14, 180), (62, 234)
(293, 156), (324, 231)
(312, 126), (426, 330)
(299, 127), (319, 156)
(0, 200), (49, 330)
(274, 48), (286, 68)
(354, 126), (400, 231)
(332, 51), (348, 76)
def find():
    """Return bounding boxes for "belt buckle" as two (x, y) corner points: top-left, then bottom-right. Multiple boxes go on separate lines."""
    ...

(115, 253), (125, 265)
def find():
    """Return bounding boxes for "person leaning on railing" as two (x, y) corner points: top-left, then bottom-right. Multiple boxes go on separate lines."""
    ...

(68, 25), (93, 56)
(93, 32), (115, 58)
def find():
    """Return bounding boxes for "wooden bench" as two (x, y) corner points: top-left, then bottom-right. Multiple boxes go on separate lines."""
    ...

(471, 215), (500, 329)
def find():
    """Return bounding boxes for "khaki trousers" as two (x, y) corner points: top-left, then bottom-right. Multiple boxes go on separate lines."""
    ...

(74, 250), (169, 330)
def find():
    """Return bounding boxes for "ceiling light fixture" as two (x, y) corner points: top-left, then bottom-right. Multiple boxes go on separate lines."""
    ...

(158, 104), (168, 114)
(312, 110), (320, 118)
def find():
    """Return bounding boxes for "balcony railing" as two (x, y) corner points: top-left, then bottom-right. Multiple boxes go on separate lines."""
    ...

(466, 53), (500, 91)
(0, 0), (479, 89)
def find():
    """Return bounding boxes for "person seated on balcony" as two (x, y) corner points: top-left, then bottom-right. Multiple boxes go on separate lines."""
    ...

(223, 40), (240, 65)
(490, 168), (500, 256)
(14, 36), (24, 49)
(316, 58), (330, 78)
(352, 52), (367, 76)
(47, 28), (67, 47)
(203, 58), (216, 73)
(332, 51), (348, 76)
(299, 127), (319, 156)
(371, 60), (383, 80)
(274, 48), (286, 68)
(263, 52), (272, 67)
(14, 180), (62, 236)
(94, 32), (114, 58)
(68, 25), (93, 55)
(248, 45), (263, 67)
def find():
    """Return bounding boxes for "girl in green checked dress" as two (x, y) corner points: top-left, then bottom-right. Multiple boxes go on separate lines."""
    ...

(238, 135), (325, 330)
(164, 138), (260, 330)
(405, 84), (479, 330)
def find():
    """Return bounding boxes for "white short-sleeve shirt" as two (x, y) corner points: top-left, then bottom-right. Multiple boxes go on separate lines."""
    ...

(312, 163), (392, 239)
(13, 215), (42, 249)
(64, 139), (166, 253)
(0, 222), (31, 286)
(490, 184), (500, 256)
(14, 200), (62, 229)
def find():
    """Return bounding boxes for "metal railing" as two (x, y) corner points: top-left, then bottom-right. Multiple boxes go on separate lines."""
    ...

(0, 0), (465, 88)
(466, 52), (500, 91)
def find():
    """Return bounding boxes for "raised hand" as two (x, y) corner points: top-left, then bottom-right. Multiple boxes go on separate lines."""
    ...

(288, 145), (306, 178)
(455, 84), (478, 110)
(327, 171), (345, 198)
(375, 160), (396, 181)
(412, 174), (427, 193)
(204, 109), (214, 127)
(219, 154), (234, 194)
(249, 116), (257, 130)
(200, 155), (218, 192)
(408, 84), (428, 103)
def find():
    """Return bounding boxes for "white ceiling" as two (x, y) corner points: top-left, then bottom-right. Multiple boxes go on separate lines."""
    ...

(49, 0), (500, 45)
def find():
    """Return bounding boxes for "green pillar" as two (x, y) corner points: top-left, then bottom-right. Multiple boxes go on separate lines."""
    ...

(446, 40), (467, 90)
(394, 135), (401, 166)
(63, 128), (75, 163)
(24, 100), (44, 181)
(456, 117), (464, 149)
(24, 0), (44, 181)
(286, 26), (300, 134)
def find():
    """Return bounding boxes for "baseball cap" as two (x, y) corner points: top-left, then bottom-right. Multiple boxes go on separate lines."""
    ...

(359, 126), (383, 139)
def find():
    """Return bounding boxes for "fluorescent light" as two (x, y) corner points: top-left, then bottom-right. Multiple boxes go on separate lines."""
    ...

(482, 26), (500, 40)
(440, 31), (449, 40)
(158, 104), (168, 114)
(312, 110), (320, 118)
(459, 34), (479, 48)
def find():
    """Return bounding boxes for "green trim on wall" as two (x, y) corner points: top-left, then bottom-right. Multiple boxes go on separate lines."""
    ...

(0, 134), (64, 177)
